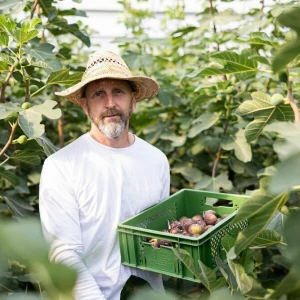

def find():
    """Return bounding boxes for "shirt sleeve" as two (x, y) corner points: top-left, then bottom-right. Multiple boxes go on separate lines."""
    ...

(160, 155), (170, 201)
(39, 157), (106, 300)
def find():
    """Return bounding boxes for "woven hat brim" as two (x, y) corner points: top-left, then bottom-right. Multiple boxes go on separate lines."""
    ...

(55, 75), (160, 105)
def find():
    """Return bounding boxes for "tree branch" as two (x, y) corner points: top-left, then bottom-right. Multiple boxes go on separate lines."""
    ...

(287, 80), (300, 123)
(30, 0), (39, 19)
(0, 121), (18, 158)
(0, 65), (15, 103)
(212, 98), (231, 178)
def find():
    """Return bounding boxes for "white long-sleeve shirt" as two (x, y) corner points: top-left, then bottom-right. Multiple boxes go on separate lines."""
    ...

(39, 133), (170, 299)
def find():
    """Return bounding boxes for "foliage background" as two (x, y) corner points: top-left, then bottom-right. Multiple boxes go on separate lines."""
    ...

(0, 0), (300, 299)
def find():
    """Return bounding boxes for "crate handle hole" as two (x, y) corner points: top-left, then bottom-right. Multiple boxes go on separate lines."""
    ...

(207, 198), (233, 207)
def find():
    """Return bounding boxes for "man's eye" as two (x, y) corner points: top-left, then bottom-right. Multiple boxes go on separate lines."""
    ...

(114, 89), (123, 94)
(95, 91), (103, 97)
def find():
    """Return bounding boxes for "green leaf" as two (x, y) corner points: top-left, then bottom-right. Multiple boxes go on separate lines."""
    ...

(221, 129), (252, 162)
(172, 248), (200, 278)
(36, 262), (77, 294)
(172, 163), (202, 182)
(257, 166), (277, 177)
(15, 176), (30, 194)
(264, 122), (300, 160)
(283, 211), (300, 276)
(239, 32), (277, 47)
(271, 269), (300, 298)
(28, 56), (52, 70)
(236, 92), (294, 141)
(272, 40), (300, 72)
(0, 218), (77, 297)
(0, 103), (22, 119)
(221, 234), (236, 253)
(10, 149), (41, 165)
(46, 69), (82, 86)
(26, 42), (55, 61)
(0, 52), (17, 65)
(0, 32), (9, 46)
(239, 249), (255, 276)
(21, 18), (41, 32)
(215, 256), (238, 290)
(198, 49), (259, 79)
(19, 100), (62, 138)
(0, 218), (48, 261)
(160, 133), (186, 147)
(266, 211), (287, 236)
(0, 167), (19, 186)
(58, 8), (87, 18)
(46, 16), (90, 47)
(194, 174), (233, 192)
(188, 112), (219, 138)
(0, 15), (15, 33)
(197, 260), (227, 293)
(0, 0), (26, 15)
(2, 190), (34, 217)
(277, 6), (300, 35)
(232, 191), (289, 254)
(197, 9), (241, 32)
(209, 288), (245, 300)
(249, 229), (282, 247)
(269, 153), (300, 194)
(26, 43), (62, 72)
(11, 29), (39, 44)
(0, 61), (9, 72)
(230, 262), (266, 296)
(38, 0), (56, 18)
(0, 293), (42, 300)
(35, 135), (59, 156)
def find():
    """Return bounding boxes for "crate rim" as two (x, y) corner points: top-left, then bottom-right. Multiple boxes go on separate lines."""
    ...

(118, 188), (249, 227)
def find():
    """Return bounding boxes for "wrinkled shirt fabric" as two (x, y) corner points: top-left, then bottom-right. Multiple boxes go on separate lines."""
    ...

(39, 133), (170, 299)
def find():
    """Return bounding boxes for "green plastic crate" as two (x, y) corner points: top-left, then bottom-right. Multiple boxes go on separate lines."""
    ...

(118, 189), (249, 282)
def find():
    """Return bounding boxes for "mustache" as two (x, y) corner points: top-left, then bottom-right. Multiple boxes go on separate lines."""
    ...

(101, 108), (124, 118)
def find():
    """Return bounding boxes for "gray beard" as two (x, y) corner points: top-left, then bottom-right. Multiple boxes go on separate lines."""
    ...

(98, 120), (126, 139)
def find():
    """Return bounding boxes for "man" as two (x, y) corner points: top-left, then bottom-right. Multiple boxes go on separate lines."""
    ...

(39, 50), (170, 299)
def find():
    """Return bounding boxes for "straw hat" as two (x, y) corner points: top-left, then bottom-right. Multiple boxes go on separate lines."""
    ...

(55, 50), (160, 104)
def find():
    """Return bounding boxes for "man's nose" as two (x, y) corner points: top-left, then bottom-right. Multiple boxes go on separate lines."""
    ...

(106, 93), (116, 107)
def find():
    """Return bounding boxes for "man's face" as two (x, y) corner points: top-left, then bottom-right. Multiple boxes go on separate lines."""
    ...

(80, 79), (136, 139)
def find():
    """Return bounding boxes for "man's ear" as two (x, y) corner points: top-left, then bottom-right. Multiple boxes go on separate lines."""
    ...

(132, 92), (137, 110)
(79, 98), (88, 116)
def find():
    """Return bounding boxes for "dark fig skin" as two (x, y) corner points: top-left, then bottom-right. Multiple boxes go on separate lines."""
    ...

(159, 240), (172, 247)
(170, 220), (182, 229)
(151, 241), (160, 248)
(196, 219), (206, 227)
(179, 216), (188, 224)
(205, 210), (216, 215)
(169, 227), (182, 234)
(188, 223), (205, 235)
(182, 218), (194, 231)
(215, 218), (222, 224)
(205, 225), (214, 231)
(182, 231), (192, 236)
(204, 212), (218, 225)
(191, 214), (203, 221)
(221, 214), (230, 219)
